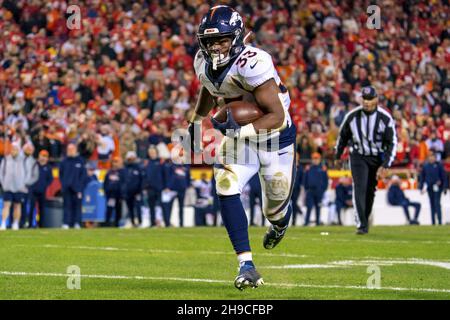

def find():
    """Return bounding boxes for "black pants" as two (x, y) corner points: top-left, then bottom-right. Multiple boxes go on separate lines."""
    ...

(125, 193), (142, 226)
(291, 187), (302, 226)
(20, 192), (32, 228)
(105, 196), (122, 227)
(350, 154), (382, 231)
(162, 190), (185, 227)
(399, 199), (421, 222)
(147, 188), (161, 227)
(63, 189), (82, 227)
(29, 192), (46, 228)
(427, 189), (442, 225)
(335, 201), (351, 225)
(304, 190), (322, 226)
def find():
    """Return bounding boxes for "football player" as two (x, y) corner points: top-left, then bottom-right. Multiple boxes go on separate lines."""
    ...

(187, 5), (297, 290)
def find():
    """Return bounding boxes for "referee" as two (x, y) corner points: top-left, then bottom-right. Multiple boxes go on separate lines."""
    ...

(335, 86), (397, 234)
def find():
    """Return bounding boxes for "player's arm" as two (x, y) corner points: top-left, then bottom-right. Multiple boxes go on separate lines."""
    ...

(251, 79), (285, 132)
(191, 86), (216, 120)
(214, 50), (286, 138)
(335, 115), (352, 160)
(188, 86), (217, 152)
(381, 116), (397, 169)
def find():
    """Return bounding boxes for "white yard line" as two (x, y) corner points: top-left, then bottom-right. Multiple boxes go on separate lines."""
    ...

(262, 258), (450, 271)
(293, 237), (450, 245)
(12, 244), (308, 258)
(1, 270), (449, 294)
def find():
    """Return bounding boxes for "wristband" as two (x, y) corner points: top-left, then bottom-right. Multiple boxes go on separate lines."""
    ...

(239, 123), (258, 139)
(190, 112), (205, 123)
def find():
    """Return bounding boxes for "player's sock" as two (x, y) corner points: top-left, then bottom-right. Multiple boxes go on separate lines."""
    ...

(237, 252), (253, 267)
(270, 203), (293, 230)
(218, 194), (251, 254)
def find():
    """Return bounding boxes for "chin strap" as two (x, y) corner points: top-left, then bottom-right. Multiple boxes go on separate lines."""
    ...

(211, 52), (230, 70)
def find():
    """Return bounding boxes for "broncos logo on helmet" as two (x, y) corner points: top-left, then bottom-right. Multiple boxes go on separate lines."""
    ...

(197, 5), (245, 70)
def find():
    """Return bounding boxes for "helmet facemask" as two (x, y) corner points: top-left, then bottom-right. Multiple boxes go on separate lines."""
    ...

(198, 28), (244, 70)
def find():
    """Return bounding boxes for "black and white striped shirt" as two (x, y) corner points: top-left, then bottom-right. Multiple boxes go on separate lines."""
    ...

(335, 106), (397, 168)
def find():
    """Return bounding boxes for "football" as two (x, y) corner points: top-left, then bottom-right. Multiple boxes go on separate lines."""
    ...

(213, 101), (264, 126)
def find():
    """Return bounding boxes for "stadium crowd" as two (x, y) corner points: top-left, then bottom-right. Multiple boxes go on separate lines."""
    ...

(0, 0), (449, 228)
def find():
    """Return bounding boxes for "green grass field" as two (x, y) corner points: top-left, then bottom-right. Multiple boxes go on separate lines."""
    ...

(0, 226), (449, 300)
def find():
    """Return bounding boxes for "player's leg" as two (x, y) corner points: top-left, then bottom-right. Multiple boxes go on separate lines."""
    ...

(259, 143), (296, 249)
(349, 155), (370, 233)
(214, 137), (262, 290)
(249, 190), (256, 226)
(365, 162), (379, 227)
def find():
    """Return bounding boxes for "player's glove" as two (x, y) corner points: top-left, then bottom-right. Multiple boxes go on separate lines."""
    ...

(187, 115), (203, 153)
(210, 109), (241, 137)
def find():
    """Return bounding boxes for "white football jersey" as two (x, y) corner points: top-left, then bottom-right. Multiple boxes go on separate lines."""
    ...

(194, 45), (296, 148)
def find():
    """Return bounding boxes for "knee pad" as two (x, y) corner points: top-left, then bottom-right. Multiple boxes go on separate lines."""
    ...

(214, 166), (241, 196)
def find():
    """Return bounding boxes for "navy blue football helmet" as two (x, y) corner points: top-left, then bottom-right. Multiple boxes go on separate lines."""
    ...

(197, 5), (245, 69)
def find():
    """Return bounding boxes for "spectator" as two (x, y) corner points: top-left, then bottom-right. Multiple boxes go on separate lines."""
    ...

(419, 152), (448, 225)
(29, 150), (53, 228)
(103, 156), (125, 227)
(426, 132), (444, 161)
(0, 143), (37, 230)
(297, 135), (314, 165)
(334, 177), (353, 226)
(444, 135), (450, 162)
(32, 130), (51, 159)
(162, 156), (191, 227)
(20, 143), (39, 228)
(119, 130), (137, 162)
(0, 125), (12, 161)
(303, 152), (328, 226)
(192, 172), (213, 226)
(136, 131), (151, 160)
(291, 160), (304, 226)
(59, 143), (87, 229)
(143, 146), (164, 227)
(210, 175), (220, 226)
(122, 151), (144, 228)
(77, 132), (97, 161)
(85, 162), (98, 184)
(387, 175), (420, 225)
(97, 125), (115, 169)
